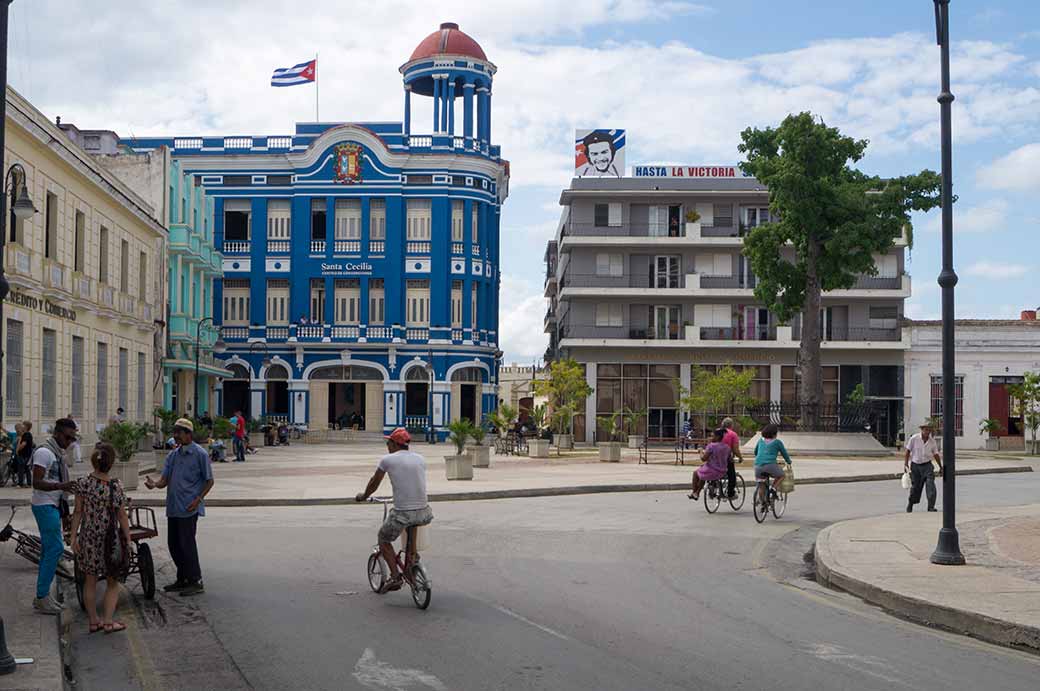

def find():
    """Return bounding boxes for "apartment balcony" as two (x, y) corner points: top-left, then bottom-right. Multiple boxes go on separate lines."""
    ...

(557, 324), (909, 349)
(406, 241), (431, 255)
(559, 221), (744, 252)
(42, 259), (69, 295)
(334, 240), (360, 254)
(544, 306), (556, 333)
(267, 240), (290, 254)
(71, 272), (94, 303)
(220, 324), (405, 345)
(543, 273), (557, 297)
(558, 272), (754, 299)
(829, 274), (911, 299)
(452, 242), (464, 255)
(310, 240), (326, 255)
(368, 240), (386, 255)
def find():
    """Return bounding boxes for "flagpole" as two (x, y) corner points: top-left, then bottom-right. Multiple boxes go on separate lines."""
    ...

(315, 52), (319, 121)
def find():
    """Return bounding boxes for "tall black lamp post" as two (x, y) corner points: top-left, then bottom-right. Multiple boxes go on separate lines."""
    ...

(192, 316), (226, 420)
(930, 0), (964, 566)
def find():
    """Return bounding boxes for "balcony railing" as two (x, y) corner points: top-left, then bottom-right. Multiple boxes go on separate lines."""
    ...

(699, 326), (777, 342)
(793, 325), (902, 342)
(471, 245), (480, 256)
(406, 241), (430, 254)
(367, 326), (391, 339)
(451, 329), (463, 341)
(223, 240), (250, 254)
(297, 324), (324, 339)
(851, 276), (902, 290)
(220, 326), (249, 340)
(331, 325), (360, 339)
(334, 240), (360, 254)
(267, 240), (290, 254)
(266, 326), (290, 340)
(563, 222), (738, 238)
(99, 285), (115, 308)
(406, 327), (429, 341)
(310, 240), (326, 255)
(369, 241), (385, 254)
(451, 242), (464, 255)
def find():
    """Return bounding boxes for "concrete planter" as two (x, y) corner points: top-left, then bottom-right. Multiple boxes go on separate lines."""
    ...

(598, 442), (622, 462)
(553, 434), (574, 450)
(467, 444), (490, 468)
(527, 439), (550, 458)
(685, 221), (701, 237)
(628, 435), (645, 449)
(1028, 440), (1040, 455)
(113, 460), (140, 490)
(445, 453), (473, 481)
(985, 438), (999, 452)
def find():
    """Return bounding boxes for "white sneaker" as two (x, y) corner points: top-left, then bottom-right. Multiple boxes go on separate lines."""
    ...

(33, 596), (62, 615)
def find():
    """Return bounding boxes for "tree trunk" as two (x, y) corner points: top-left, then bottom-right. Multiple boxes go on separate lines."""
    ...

(799, 238), (823, 429)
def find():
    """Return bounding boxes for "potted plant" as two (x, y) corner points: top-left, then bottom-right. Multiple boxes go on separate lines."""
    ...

(527, 404), (551, 458)
(444, 419), (474, 480)
(597, 410), (625, 462)
(466, 420), (491, 468)
(100, 421), (152, 490)
(533, 359), (592, 452)
(625, 406), (647, 449)
(978, 418), (1002, 451)
(684, 208), (702, 236)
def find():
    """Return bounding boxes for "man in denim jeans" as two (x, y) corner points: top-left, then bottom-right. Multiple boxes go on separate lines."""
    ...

(229, 411), (246, 463)
(30, 418), (77, 614)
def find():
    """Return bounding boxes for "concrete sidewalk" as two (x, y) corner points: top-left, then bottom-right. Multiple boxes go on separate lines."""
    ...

(0, 513), (66, 690)
(0, 442), (1033, 507)
(816, 504), (1040, 652)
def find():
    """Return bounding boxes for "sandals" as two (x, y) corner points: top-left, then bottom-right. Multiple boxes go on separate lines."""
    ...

(89, 622), (103, 634)
(688, 493), (699, 500)
(379, 577), (404, 594)
(103, 621), (127, 634)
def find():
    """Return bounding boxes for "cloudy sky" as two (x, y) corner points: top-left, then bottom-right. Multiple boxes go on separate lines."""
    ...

(10, 1), (1039, 363)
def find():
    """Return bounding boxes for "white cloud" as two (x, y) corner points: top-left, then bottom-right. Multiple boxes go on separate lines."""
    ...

(964, 261), (1029, 279)
(922, 199), (1008, 234)
(977, 143), (1040, 192)
(499, 276), (548, 362)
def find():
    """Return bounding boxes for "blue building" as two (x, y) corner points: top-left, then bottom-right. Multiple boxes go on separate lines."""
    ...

(125, 22), (508, 437)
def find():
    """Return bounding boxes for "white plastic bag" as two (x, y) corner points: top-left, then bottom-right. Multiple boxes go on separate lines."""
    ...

(900, 471), (911, 490)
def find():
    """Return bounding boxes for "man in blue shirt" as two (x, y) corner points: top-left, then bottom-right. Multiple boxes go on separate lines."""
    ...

(144, 418), (214, 596)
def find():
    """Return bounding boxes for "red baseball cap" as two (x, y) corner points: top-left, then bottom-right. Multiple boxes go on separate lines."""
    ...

(384, 428), (411, 445)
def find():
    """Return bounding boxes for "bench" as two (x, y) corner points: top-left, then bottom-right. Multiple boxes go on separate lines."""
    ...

(638, 436), (710, 465)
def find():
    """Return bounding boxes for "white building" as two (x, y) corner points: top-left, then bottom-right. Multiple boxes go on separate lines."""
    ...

(905, 314), (1040, 450)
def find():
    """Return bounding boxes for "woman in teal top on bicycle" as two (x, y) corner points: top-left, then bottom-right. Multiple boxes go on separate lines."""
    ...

(753, 424), (792, 504)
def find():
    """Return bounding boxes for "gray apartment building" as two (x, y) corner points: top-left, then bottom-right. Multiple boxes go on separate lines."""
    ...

(543, 175), (910, 444)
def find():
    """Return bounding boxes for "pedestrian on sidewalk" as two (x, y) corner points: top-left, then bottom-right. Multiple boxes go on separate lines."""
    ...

(14, 421), (34, 488)
(905, 422), (943, 513)
(70, 442), (132, 634)
(720, 417), (744, 499)
(144, 418), (214, 597)
(30, 418), (78, 615)
(229, 411), (246, 463)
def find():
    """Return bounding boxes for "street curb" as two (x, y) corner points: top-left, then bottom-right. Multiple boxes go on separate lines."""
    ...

(815, 517), (1040, 653)
(3, 465), (1026, 509)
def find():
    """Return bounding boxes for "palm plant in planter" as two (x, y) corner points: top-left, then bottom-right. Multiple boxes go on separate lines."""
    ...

(534, 358), (592, 452)
(596, 410), (625, 462)
(978, 418), (1003, 452)
(550, 404), (576, 451)
(624, 406), (647, 448)
(100, 422), (152, 490)
(684, 208), (702, 236)
(527, 404), (551, 458)
(466, 420), (491, 468)
(445, 419), (474, 480)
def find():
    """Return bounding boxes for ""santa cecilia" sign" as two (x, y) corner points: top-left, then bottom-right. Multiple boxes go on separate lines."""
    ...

(632, 165), (746, 178)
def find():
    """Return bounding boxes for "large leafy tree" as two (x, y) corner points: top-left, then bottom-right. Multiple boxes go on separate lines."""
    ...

(738, 112), (942, 424)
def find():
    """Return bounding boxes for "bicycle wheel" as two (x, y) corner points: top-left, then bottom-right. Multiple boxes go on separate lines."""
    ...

(409, 563), (432, 610)
(728, 472), (746, 511)
(137, 543), (156, 599)
(367, 551), (387, 593)
(771, 489), (788, 519)
(703, 480), (720, 514)
(752, 483), (768, 523)
(0, 461), (9, 487)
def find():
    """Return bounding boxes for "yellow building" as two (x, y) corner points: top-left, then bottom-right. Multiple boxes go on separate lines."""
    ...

(1, 88), (166, 440)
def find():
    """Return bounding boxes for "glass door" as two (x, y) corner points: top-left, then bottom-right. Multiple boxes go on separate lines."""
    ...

(653, 305), (681, 340)
(648, 408), (678, 438)
(649, 206), (668, 237)
(654, 256), (680, 288)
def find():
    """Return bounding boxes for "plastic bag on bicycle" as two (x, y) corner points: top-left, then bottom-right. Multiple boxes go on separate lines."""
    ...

(780, 463), (795, 493)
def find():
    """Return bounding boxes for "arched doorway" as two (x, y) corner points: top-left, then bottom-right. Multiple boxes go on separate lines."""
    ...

(405, 365), (431, 427)
(266, 364), (290, 420)
(222, 363), (251, 418)
(310, 364), (383, 430)
(450, 366), (485, 424)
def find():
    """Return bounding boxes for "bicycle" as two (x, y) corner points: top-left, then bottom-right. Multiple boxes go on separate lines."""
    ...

(752, 477), (788, 523)
(363, 497), (432, 610)
(0, 506), (76, 581)
(703, 470), (746, 513)
(0, 437), (16, 487)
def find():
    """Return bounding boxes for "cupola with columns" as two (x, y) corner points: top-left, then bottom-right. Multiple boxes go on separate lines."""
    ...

(399, 22), (496, 153)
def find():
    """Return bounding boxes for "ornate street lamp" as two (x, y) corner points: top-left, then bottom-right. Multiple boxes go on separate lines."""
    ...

(930, 0), (964, 566)
(193, 316), (226, 420)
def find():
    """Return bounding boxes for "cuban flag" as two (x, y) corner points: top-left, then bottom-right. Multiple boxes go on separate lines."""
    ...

(271, 59), (316, 87)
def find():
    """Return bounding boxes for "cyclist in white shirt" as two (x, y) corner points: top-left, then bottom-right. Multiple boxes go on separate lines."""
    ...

(356, 428), (433, 593)
(905, 422), (943, 513)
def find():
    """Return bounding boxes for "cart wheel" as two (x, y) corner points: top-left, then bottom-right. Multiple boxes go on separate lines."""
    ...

(137, 543), (156, 599)
(74, 561), (86, 612)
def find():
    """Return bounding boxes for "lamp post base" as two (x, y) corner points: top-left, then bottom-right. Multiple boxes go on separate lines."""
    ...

(930, 527), (965, 565)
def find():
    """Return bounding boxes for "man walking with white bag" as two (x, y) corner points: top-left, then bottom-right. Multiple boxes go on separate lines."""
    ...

(905, 421), (943, 513)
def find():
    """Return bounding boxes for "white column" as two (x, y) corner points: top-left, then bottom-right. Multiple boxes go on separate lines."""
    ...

(770, 364), (783, 404)
(584, 362), (597, 444)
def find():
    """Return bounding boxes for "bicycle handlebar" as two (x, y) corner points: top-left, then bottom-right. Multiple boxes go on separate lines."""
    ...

(364, 497), (393, 504)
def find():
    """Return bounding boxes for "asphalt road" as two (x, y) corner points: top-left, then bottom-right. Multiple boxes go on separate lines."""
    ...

(74, 472), (1040, 690)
